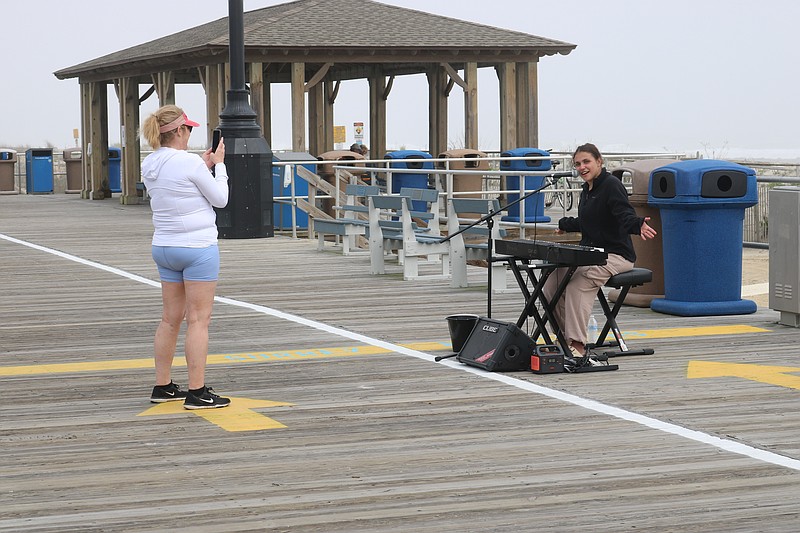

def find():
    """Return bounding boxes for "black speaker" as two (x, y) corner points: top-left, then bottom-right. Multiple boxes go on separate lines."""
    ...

(456, 317), (535, 371)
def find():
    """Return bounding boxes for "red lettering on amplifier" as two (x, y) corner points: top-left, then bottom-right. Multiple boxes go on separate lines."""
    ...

(475, 350), (495, 363)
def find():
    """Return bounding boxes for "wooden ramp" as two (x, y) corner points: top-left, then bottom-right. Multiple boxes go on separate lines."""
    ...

(2, 194), (800, 532)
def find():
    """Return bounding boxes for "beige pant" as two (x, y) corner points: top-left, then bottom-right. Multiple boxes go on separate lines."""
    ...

(542, 253), (634, 346)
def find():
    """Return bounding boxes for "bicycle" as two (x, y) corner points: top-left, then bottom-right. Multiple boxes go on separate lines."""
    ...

(544, 161), (576, 211)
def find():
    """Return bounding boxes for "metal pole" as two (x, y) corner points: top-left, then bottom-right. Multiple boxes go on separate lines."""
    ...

(214, 0), (274, 239)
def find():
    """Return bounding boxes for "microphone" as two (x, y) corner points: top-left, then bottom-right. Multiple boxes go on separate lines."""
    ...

(548, 169), (579, 179)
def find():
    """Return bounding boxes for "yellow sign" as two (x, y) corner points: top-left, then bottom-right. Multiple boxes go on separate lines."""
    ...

(333, 125), (346, 144)
(138, 397), (293, 432)
(688, 361), (800, 391)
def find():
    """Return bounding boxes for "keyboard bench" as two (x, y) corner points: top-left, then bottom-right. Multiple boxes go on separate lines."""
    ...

(589, 267), (655, 357)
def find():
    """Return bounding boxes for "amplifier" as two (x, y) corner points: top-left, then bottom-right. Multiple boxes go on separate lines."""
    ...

(531, 345), (564, 374)
(456, 317), (535, 372)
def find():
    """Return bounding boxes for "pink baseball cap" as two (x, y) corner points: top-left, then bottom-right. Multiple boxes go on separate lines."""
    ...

(159, 113), (200, 133)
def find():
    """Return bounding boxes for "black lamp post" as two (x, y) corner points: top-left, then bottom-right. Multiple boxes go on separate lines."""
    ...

(214, 0), (274, 238)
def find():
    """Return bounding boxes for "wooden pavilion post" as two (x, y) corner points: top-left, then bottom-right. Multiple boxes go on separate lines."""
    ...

(323, 80), (335, 151)
(368, 72), (387, 160)
(516, 61), (539, 149)
(464, 62), (479, 150)
(79, 82), (92, 199)
(308, 82), (324, 156)
(88, 81), (109, 200)
(498, 62), (517, 151)
(200, 64), (223, 144)
(427, 65), (448, 157)
(291, 62), (306, 151)
(249, 62), (272, 146)
(118, 77), (141, 205)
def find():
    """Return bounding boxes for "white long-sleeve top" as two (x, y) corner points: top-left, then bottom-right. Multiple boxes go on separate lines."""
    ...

(141, 147), (229, 247)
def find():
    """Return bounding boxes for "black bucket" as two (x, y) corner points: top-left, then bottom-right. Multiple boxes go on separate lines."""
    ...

(446, 314), (479, 353)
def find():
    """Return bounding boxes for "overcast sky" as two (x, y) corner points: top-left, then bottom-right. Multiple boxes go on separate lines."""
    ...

(2, 0), (797, 159)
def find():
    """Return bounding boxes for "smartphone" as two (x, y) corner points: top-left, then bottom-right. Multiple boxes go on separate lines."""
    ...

(212, 129), (222, 152)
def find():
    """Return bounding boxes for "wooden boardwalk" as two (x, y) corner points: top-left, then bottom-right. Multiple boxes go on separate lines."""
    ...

(2, 194), (800, 532)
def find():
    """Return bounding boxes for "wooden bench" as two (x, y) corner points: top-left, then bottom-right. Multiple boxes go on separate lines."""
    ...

(368, 190), (450, 281)
(446, 198), (508, 290)
(313, 184), (380, 255)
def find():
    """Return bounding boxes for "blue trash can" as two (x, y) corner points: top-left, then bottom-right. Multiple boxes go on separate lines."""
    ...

(272, 151), (316, 230)
(500, 148), (551, 223)
(648, 159), (758, 316)
(108, 147), (122, 193)
(25, 148), (54, 194)
(385, 150), (432, 211)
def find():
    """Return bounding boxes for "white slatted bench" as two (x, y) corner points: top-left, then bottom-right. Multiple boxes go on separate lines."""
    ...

(447, 197), (508, 290)
(314, 184), (381, 255)
(368, 190), (450, 281)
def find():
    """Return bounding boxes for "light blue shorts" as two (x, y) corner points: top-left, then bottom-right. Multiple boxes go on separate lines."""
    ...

(152, 245), (220, 283)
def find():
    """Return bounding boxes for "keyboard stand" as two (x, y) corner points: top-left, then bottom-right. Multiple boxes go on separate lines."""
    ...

(503, 257), (618, 373)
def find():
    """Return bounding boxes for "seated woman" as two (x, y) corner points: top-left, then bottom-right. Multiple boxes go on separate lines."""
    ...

(543, 143), (657, 359)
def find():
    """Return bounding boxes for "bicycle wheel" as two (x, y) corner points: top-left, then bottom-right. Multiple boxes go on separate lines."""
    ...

(563, 178), (575, 210)
(544, 189), (555, 208)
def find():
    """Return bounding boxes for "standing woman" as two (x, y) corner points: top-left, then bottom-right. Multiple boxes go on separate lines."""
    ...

(543, 143), (657, 359)
(141, 104), (231, 409)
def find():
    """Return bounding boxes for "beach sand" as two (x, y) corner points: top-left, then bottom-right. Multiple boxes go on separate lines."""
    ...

(742, 247), (769, 307)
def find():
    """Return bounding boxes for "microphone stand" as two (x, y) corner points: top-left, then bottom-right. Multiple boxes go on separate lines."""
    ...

(434, 171), (574, 362)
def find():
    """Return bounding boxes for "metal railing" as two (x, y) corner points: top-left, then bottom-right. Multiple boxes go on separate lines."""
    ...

(272, 152), (685, 239)
(7, 149), (788, 248)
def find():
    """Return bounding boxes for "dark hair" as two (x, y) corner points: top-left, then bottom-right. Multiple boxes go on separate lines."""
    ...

(573, 143), (603, 161)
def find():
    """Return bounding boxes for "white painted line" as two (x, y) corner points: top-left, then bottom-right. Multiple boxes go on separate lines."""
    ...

(3, 232), (799, 472)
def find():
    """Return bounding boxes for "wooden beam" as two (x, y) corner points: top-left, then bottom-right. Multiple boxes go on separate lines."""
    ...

(138, 85), (156, 104)
(152, 71), (175, 105)
(445, 78), (455, 97)
(80, 83), (91, 198)
(498, 62), (517, 151)
(329, 80), (341, 104)
(308, 81), (325, 156)
(89, 81), (109, 200)
(291, 62), (306, 151)
(262, 67), (273, 146)
(204, 64), (222, 143)
(249, 62), (267, 139)
(383, 75), (395, 100)
(441, 63), (467, 90)
(119, 77), (141, 205)
(516, 61), (539, 148)
(369, 75), (387, 159)
(323, 80), (335, 151)
(304, 62), (332, 92)
(427, 66), (448, 157)
(464, 62), (478, 150)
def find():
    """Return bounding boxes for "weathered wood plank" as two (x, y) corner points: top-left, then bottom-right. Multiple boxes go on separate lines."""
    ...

(1, 194), (799, 532)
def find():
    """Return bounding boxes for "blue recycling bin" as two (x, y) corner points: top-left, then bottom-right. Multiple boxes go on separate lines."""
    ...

(500, 148), (550, 223)
(25, 148), (54, 194)
(108, 147), (122, 193)
(385, 150), (432, 211)
(272, 151), (316, 230)
(648, 159), (758, 316)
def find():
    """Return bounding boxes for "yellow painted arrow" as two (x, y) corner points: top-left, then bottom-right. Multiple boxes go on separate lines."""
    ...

(688, 361), (800, 391)
(138, 397), (293, 432)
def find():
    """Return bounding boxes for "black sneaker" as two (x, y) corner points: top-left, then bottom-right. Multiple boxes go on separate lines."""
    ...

(183, 386), (231, 410)
(150, 381), (188, 403)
